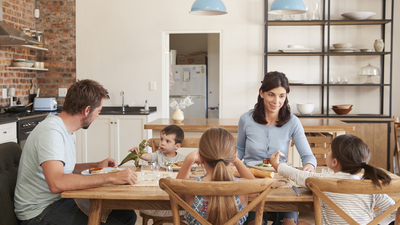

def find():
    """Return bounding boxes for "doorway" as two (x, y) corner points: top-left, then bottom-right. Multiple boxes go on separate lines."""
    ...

(162, 31), (221, 119)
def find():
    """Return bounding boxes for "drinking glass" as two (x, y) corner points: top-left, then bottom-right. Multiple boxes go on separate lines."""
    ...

(152, 162), (160, 180)
(141, 164), (156, 181)
(161, 165), (173, 178)
(301, 7), (309, 20)
(311, 3), (320, 20)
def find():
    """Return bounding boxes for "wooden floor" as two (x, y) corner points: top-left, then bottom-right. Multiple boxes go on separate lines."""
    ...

(135, 210), (315, 225)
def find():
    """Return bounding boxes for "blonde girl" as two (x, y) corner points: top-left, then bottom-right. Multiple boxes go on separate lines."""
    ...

(176, 127), (255, 225)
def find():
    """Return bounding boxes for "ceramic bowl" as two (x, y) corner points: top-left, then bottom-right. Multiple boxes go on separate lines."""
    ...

(332, 104), (353, 109)
(297, 103), (314, 114)
(333, 43), (352, 49)
(12, 61), (26, 67)
(341, 12), (376, 20)
(332, 107), (352, 115)
(25, 61), (35, 67)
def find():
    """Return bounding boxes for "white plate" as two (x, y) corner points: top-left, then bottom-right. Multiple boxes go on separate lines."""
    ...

(289, 80), (306, 84)
(247, 161), (275, 171)
(81, 167), (126, 175)
(279, 48), (313, 52)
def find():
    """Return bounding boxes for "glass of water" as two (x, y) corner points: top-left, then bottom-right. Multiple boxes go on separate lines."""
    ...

(141, 164), (156, 181)
(152, 162), (160, 180)
(161, 165), (173, 178)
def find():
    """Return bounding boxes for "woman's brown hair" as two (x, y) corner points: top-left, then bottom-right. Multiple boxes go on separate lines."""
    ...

(253, 71), (291, 127)
(331, 134), (391, 188)
(198, 127), (237, 224)
(62, 79), (110, 115)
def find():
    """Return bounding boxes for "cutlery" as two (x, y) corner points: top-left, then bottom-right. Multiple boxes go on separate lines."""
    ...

(292, 185), (301, 197)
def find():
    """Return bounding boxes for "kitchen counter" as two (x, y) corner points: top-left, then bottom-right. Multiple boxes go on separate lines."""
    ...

(0, 117), (18, 125)
(144, 118), (355, 132)
(100, 106), (156, 115)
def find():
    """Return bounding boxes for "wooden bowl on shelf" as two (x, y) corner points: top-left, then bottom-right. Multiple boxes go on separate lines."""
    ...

(332, 107), (352, 115)
(332, 104), (353, 109)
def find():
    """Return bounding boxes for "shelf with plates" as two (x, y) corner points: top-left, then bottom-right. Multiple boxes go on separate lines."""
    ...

(7, 67), (48, 71)
(264, 0), (393, 119)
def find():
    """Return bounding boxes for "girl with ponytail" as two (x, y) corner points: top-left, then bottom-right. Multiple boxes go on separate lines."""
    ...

(269, 134), (396, 225)
(176, 127), (255, 225)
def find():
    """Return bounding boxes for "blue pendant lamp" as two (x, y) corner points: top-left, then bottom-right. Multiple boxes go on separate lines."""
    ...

(269, 0), (306, 15)
(190, 0), (227, 15)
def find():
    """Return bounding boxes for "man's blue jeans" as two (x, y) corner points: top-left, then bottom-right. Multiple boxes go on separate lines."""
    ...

(20, 198), (137, 225)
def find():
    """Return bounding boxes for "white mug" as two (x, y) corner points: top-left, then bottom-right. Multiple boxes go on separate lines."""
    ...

(34, 62), (40, 68)
(40, 62), (44, 69)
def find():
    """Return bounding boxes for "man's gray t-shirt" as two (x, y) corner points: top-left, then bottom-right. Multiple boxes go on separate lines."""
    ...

(14, 114), (76, 220)
(150, 150), (186, 165)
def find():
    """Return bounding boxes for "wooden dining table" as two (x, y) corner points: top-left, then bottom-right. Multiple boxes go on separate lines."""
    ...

(61, 167), (400, 225)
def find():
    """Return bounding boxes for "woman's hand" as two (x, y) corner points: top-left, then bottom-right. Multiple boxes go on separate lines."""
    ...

(302, 163), (315, 173)
(269, 151), (281, 171)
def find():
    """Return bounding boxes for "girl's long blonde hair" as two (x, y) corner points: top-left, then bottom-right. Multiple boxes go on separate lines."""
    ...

(198, 127), (237, 224)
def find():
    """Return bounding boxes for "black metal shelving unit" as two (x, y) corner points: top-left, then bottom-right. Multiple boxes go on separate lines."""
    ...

(264, 0), (394, 119)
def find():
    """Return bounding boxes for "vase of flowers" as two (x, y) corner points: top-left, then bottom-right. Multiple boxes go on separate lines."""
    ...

(170, 96), (194, 124)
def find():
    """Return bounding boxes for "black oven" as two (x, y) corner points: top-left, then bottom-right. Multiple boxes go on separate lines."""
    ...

(18, 114), (48, 149)
(0, 112), (49, 149)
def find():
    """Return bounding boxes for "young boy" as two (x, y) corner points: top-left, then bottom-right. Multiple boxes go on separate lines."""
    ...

(130, 125), (186, 165)
(130, 125), (187, 218)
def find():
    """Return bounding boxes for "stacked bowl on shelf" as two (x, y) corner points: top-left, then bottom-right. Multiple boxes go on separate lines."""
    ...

(12, 59), (35, 67)
(330, 43), (356, 52)
(332, 105), (352, 115)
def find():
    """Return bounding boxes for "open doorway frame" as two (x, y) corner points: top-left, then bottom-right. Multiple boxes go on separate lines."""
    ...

(161, 30), (223, 119)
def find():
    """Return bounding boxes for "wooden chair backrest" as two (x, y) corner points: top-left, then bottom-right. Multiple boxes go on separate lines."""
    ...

(306, 177), (400, 225)
(159, 178), (277, 225)
(305, 132), (336, 166)
(147, 138), (200, 152)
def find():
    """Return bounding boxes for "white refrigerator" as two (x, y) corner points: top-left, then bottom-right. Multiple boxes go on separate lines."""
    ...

(170, 65), (207, 118)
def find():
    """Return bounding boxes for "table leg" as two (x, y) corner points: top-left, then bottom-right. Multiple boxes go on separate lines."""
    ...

(88, 199), (103, 225)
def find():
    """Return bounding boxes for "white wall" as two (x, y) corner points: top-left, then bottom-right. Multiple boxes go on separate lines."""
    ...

(77, 0), (399, 119)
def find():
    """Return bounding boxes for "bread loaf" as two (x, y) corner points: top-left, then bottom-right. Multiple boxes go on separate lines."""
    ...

(248, 168), (274, 178)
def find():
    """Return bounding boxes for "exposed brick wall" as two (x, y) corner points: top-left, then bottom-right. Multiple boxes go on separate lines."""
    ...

(36, 0), (76, 106)
(0, 0), (38, 106)
(0, 0), (76, 108)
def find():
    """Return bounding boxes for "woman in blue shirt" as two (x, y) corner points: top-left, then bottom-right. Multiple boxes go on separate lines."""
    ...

(237, 71), (316, 225)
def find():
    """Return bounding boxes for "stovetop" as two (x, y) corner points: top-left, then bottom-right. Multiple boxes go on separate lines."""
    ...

(0, 111), (54, 120)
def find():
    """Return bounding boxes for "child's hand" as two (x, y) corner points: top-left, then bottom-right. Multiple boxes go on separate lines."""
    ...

(128, 147), (140, 154)
(269, 150), (282, 171)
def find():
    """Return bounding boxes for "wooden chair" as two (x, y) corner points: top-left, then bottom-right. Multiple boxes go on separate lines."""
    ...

(159, 178), (277, 225)
(306, 177), (400, 225)
(394, 116), (400, 174)
(305, 132), (336, 166)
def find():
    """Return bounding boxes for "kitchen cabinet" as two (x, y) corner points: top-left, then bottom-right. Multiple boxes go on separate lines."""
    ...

(264, 0), (393, 118)
(75, 114), (157, 165)
(0, 122), (17, 144)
